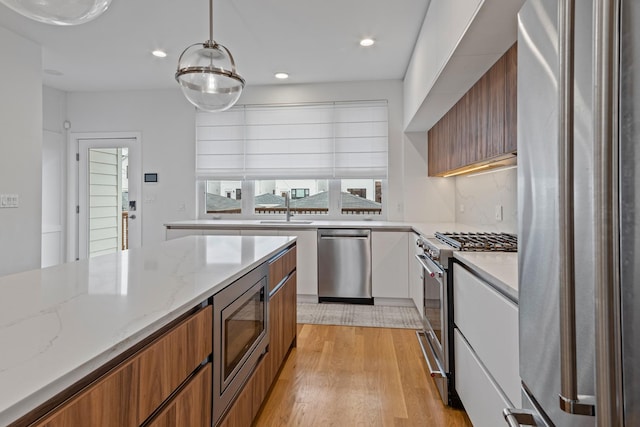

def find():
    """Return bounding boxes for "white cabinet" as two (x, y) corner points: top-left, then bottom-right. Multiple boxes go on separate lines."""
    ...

(455, 329), (512, 427)
(453, 263), (520, 426)
(371, 231), (409, 299)
(166, 229), (202, 240)
(408, 232), (423, 311)
(165, 228), (241, 240)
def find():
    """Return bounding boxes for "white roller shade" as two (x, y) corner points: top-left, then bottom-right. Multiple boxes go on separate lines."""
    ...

(196, 100), (388, 179)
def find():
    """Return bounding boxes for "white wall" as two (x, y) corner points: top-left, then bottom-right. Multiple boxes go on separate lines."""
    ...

(403, 132), (455, 222)
(67, 90), (196, 246)
(403, 0), (483, 129)
(0, 26), (43, 276)
(63, 80), (455, 250)
(454, 167), (517, 232)
(42, 86), (68, 267)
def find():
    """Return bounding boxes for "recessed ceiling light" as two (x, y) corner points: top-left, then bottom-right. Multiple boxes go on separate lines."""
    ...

(152, 50), (167, 58)
(360, 38), (375, 47)
(274, 72), (289, 79)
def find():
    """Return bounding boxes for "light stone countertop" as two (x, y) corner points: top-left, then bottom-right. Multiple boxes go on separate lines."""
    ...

(454, 252), (519, 303)
(164, 219), (481, 237)
(0, 235), (295, 426)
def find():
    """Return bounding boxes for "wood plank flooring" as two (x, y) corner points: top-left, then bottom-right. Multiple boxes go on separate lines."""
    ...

(255, 324), (472, 427)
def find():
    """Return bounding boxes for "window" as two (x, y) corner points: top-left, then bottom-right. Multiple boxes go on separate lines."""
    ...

(254, 180), (328, 215)
(206, 181), (242, 214)
(341, 179), (382, 215)
(291, 188), (309, 199)
(197, 101), (387, 218)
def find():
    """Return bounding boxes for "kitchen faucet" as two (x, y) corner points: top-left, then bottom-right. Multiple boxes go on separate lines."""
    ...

(285, 192), (293, 222)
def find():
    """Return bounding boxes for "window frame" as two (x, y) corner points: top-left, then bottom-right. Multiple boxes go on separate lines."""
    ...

(197, 179), (387, 220)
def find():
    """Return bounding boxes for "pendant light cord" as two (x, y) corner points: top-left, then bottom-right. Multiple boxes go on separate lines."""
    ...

(209, 0), (214, 42)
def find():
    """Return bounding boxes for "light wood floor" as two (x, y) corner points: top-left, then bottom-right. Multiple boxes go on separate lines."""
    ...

(255, 324), (472, 427)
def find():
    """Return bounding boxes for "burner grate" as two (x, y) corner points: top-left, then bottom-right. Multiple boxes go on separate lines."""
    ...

(434, 232), (517, 252)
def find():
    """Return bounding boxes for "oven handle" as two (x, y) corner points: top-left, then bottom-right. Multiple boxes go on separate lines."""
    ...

(415, 254), (444, 279)
(416, 330), (446, 378)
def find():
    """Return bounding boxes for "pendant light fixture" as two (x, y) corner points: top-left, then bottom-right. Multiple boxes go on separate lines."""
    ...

(0, 0), (111, 25)
(175, 0), (245, 112)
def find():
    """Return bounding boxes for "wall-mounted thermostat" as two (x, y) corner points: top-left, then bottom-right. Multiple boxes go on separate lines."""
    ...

(144, 173), (158, 183)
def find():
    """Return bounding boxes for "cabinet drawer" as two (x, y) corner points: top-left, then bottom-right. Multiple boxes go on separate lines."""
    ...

(146, 364), (212, 427)
(455, 330), (512, 427)
(138, 306), (212, 422)
(34, 360), (139, 427)
(269, 246), (296, 292)
(453, 264), (520, 406)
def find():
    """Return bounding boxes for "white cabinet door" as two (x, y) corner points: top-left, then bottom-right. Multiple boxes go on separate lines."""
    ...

(454, 264), (520, 407)
(239, 229), (278, 236)
(455, 329), (513, 427)
(371, 232), (409, 298)
(165, 229), (202, 240)
(278, 230), (317, 296)
(203, 229), (241, 235)
(408, 232), (423, 311)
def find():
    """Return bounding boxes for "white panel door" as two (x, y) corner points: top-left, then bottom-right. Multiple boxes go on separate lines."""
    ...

(78, 137), (141, 259)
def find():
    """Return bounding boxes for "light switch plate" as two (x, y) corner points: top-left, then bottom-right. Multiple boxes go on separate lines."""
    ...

(495, 205), (503, 221)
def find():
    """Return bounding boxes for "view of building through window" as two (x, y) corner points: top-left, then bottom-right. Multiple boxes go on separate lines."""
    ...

(205, 179), (383, 216)
(254, 180), (329, 215)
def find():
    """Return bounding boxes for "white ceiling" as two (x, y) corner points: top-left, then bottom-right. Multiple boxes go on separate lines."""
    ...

(0, 0), (431, 92)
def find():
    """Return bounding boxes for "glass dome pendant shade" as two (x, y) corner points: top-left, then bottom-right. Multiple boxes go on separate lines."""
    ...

(0, 0), (111, 25)
(175, 0), (245, 112)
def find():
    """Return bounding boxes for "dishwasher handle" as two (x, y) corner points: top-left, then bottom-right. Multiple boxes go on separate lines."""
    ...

(318, 229), (371, 239)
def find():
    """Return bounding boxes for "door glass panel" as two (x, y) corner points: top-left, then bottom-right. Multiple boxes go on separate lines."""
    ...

(424, 274), (442, 345)
(88, 147), (128, 257)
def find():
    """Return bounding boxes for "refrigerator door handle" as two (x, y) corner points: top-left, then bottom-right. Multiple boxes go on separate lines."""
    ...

(593, 0), (624, 425)
(557, 0), (596, 416)
(502, 408), (548, 427)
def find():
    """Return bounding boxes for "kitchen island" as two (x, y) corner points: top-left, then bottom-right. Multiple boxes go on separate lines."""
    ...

(0, 235), (296, 426)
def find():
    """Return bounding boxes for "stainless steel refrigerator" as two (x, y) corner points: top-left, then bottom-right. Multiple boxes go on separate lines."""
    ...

(506, 0), (637, 425)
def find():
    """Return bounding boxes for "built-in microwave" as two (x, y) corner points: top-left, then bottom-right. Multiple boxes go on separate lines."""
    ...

(212, 262), (269, 424)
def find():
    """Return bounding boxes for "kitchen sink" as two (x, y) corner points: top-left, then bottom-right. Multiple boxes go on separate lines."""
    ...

(259, 220), (313, 224)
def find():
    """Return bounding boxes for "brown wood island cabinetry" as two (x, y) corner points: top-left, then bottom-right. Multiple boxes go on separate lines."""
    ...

(428, 43), (517, 177)
(218, 245), (297, 427)
(17, 242), (298, 427)
(31, 307), (212, 427)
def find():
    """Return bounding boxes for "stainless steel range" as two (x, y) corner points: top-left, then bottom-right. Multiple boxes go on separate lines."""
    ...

(414, 231), (517, 407)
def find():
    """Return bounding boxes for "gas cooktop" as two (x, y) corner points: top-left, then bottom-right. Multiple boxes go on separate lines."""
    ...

(434, 232), (517, 252)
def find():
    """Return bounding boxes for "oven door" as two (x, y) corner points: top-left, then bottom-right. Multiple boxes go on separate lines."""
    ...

(415, 254), (449, 403)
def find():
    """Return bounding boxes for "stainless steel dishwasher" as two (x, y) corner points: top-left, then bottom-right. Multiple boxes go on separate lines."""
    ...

(317, 228), (372, 304)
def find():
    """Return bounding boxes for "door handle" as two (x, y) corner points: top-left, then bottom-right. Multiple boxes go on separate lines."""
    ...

(502, 408), (547, 427)
(129, 214), (136, 220)
(556, 0), (595, 417)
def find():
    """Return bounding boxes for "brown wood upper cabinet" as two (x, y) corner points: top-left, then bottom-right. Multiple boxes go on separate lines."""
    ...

(428, 43), (517, 177)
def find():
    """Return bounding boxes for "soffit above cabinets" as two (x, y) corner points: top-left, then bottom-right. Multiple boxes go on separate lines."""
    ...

(405, 0), (526, 132)
(0, 0), (429, 92)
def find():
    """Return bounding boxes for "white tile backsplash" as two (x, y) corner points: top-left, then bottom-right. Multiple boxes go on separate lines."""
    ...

(455, 167), (517, 233)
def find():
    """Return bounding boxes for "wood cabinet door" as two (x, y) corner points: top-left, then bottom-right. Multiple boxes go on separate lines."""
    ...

(504, 43), (518, 153)
(34, 360), (139, 427)
(486, 55), (506, 160)
(147, 364), (212, 427)
(137, 306), (212, 422)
